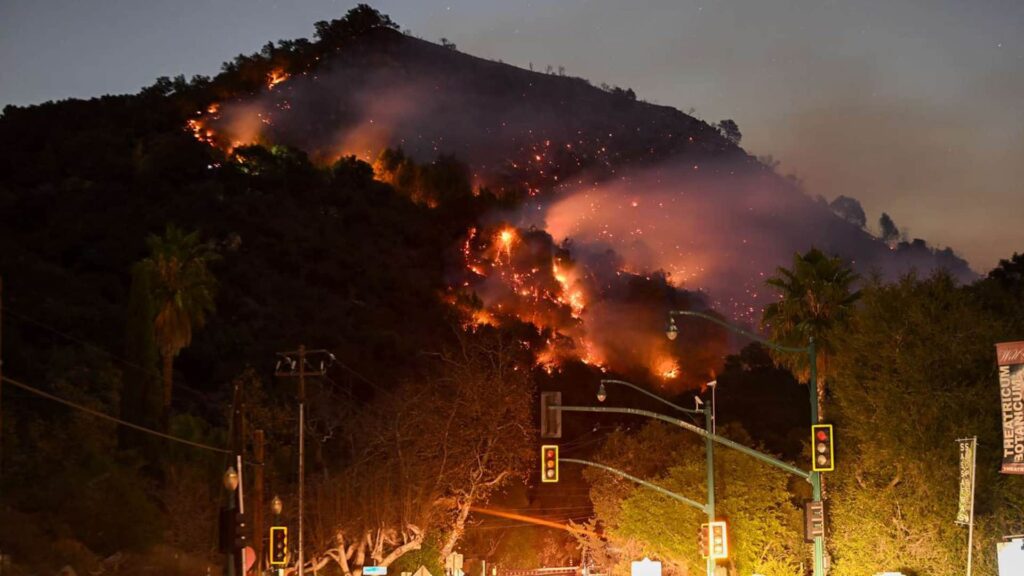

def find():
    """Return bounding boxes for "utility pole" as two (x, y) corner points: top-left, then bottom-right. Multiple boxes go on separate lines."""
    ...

(254, 429), (266, 575)
(275, 346), (331, 576)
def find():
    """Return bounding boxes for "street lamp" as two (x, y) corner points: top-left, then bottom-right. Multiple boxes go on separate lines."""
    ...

(223, 466), (241, 576)
(272, 495), (283, 517)
(224, 466), (239, 492)
(665, 317), (679, 341)
(596, 382), (607, 403)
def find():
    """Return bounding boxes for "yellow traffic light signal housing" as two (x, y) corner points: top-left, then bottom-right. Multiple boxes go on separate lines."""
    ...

(812, 424), (835, 472)
(541, 445), (559, 483)
(269, 526), (288, 566)
(709, 521), (728, 559)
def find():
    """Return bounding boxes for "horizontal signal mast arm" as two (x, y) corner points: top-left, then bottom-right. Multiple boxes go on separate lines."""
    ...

(554, 405), (811, 481)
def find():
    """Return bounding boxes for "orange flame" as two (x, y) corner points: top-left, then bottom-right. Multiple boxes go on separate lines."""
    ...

(267, 69), (289, 90)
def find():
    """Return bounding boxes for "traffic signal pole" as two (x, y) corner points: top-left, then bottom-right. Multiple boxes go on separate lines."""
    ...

(808, 339), (826, 576)
(668, 310), (826, 576)
(555, 405), (811, 480)
(704, 402), (715, 576)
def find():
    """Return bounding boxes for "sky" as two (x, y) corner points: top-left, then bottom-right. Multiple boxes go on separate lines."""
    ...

(1, 0), (1021, 271)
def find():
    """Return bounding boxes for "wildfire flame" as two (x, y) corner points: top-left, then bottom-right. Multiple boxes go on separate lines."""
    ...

(653, 356), (680, 380)
(267, 69), (289, 90)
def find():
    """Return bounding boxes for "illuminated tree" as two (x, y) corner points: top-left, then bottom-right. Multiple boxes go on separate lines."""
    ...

(305, 329), (535, 574)
(827, 273), (1024, 575)
(583, 423), (804, 576)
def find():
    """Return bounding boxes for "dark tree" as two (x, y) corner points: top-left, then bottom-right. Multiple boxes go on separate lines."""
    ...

(716, 119), (742, 144)
(879, 212), (899, 244)
(829, 195), (867, 228)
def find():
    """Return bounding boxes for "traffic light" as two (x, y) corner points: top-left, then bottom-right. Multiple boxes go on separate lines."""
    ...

(812, 424), (835, 472)
(804, 501), (825, 542)
(698, 523), (709, 558)
(541, 444), (559, 483)
(709, 521), (728, 559)
(269, 526), (289, 566)
(218, 509), (250, 552)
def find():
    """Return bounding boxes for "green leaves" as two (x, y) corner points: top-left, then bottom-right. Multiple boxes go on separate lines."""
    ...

(587, 423), (804, 576)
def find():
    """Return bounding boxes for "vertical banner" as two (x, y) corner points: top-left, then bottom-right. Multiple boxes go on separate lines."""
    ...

(955, 438), (976, 524)
(996, 341), (1024, 474)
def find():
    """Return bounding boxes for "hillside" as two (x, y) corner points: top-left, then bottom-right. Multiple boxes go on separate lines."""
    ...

(0, 5), (985, 572)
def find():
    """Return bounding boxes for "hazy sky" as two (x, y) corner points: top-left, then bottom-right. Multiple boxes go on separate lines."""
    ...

(2, 0), (1021, 271)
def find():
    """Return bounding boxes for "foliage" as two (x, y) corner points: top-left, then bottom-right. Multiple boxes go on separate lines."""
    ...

(828, 196), (866, 229)
(585, 423), (804, 576)
(304, 328), (536, 574)
(762, 248), (860, 414)
(138, 224), (219, 414)
(879, 212), (899, 244)
(716, 119), (741, 144)
(119, 261), (163, 456)
(827, 273), (1024, 575)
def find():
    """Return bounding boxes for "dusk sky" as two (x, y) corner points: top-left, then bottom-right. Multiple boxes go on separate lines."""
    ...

(2, 0), (1021, 271)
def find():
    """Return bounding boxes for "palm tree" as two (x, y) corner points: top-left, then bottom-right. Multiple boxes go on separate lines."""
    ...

(139, 225), (218, 415)
(762, 248), (859, 419)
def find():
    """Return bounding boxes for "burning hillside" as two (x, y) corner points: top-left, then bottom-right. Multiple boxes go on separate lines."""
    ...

(181, 19), (972, 384)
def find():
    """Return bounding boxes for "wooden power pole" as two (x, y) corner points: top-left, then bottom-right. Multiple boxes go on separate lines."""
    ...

(275, 346), (330, 576)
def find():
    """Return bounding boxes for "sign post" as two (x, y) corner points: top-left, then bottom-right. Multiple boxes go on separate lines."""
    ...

(956, 437), (978, 576)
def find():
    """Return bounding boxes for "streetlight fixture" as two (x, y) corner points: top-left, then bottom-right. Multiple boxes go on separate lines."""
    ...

(224, 466), (239, 492)
(596, 382), (607, 403)
(665, 317), (679, 341)
(271, 495), (283, 517)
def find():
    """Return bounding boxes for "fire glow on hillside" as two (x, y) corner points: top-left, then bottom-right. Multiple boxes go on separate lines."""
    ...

(447, 224), (691, 384)
(182, 75), (728, 387)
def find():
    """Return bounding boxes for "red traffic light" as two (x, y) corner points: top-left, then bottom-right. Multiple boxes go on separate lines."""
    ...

(541, 445), (559, 483)
(811, 424), (835, 472)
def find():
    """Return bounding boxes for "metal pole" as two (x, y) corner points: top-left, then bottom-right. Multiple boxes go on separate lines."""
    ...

(966, 436), (977, 576)
(237, 454), (247, 576)
(298, 345), (306, 576)
(809, 339), (825, 576)
(560, 458), (707, 512)
(704, 402), (715, 576)
(254, 430), (265, 575)
(556, 405), (811, 480)
(226, 489), (237, 576)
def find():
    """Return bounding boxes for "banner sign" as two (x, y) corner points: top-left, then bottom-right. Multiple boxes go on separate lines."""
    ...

(956, 437), (976, 524)
(997, 342), (1024, 474)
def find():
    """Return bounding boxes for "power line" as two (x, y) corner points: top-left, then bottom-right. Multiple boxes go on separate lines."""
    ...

(2, 375), (232, 455)
(4, 306), (211, 400)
